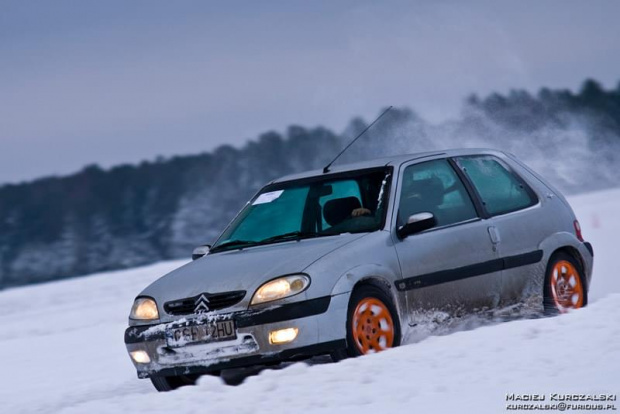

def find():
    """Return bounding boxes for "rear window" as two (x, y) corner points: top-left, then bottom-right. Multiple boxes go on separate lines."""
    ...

(455, 156), (537, 216)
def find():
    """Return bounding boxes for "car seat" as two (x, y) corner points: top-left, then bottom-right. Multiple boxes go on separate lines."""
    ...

(323, 197), (362, 227)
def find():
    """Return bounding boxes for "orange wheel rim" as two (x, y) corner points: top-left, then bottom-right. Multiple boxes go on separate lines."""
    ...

(352, 297), (395, 354)
(550, 260), (584, 312)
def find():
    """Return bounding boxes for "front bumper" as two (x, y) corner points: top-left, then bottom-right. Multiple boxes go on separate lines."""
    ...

(124, 294), (348, 378)
(582, 241), (594, 290)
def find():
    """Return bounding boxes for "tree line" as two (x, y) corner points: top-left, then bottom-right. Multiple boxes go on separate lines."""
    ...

(1, 78), (618, 288)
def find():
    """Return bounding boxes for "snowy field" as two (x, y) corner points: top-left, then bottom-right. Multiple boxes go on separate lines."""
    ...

(1, 189), (619, 414)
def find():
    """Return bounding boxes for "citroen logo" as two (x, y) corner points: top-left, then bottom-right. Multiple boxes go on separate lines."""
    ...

(194, 294), (211, 313)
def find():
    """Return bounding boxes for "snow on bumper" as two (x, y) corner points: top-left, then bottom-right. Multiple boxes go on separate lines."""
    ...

(124, 294), (348, 378)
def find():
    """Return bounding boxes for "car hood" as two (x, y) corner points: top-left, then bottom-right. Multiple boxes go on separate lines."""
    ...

(140, 233), (367, 316)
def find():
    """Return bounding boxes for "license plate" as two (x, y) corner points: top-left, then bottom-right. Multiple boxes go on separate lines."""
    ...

(166, 320), (236, 347)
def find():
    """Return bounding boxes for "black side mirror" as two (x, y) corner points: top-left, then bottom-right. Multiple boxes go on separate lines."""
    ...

(397, 212), (436, 239)
(192, 245), (211, 260)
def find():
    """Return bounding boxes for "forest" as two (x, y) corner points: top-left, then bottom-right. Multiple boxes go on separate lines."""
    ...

(1, 79), (619, 288)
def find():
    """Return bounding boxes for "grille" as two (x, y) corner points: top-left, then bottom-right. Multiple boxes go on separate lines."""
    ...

(164, 290), (246, 315)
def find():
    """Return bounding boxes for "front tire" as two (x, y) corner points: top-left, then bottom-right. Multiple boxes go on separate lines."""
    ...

(344, 284), (401, 357)
(543, 252), (587, 315)
(150, 374), (198, 392)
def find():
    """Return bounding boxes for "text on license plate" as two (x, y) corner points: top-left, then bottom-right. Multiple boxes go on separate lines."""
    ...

(166, 320), (236, 347)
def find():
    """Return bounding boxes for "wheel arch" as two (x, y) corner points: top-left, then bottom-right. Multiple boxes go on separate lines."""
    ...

(550, 246), (585, 273)
(351, 276), (394, 302)
(539, 231), (591, 289)
(330, 264), (405, 321)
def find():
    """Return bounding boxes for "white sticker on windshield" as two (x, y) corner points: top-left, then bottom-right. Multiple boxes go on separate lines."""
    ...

(252, 190), (284, 205)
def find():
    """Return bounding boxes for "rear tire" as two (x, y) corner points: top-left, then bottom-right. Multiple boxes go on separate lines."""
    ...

(344, 284), (401, 357)
(543, 252), (587, 315)
(150, 374), (199, 392)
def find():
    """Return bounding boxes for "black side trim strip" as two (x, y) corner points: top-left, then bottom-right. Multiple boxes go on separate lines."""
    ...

(396, 249), (543, 292)
(584, 242), (594, 257)
(143, 339), (346, 378)
(236, 296), (331, 328)
(124, 324), (164, 344)
(503, 250), (543, 270)
(125, 297), (332, 344)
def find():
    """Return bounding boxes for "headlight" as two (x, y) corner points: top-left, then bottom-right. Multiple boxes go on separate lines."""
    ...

(130, 297), (159, 320)
(250, 274), (310, 305)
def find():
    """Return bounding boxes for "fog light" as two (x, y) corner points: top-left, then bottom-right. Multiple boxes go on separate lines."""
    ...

(269, 327), (299, 345)
(130, 350), (151, 364)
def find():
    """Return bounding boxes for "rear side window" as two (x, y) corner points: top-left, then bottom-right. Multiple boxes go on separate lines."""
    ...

(399, 159), (478, 227)
(455, 156), (537, 216)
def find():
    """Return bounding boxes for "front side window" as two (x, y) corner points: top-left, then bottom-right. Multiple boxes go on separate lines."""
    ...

(211, 169), (391, 252)
(399, 159), (477, 227)
(455, 156), (537, 216)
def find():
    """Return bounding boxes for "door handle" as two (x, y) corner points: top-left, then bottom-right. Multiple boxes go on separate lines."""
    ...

(487, 226), (501, 245)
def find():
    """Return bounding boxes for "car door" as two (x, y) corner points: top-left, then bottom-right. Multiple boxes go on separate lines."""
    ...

(392, 158), (501, 321)
(453, 155), (544, 306)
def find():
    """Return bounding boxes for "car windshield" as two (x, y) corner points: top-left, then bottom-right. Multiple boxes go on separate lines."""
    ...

(211, 168), (392, 252)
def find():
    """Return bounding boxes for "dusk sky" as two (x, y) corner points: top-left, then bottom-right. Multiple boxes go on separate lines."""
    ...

(1, 0), (619, 184)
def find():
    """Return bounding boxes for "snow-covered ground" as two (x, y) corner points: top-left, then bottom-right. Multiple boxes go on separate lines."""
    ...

(1, 189), (618, 414)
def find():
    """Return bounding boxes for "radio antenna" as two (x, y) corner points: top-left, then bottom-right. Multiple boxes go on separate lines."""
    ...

(323, 106), (393, 173)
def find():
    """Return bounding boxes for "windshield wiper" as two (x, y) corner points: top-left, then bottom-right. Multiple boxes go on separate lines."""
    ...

(259, 231), (319, 244)
(210, 239), (258, 253)
(212, 232), (319, 253)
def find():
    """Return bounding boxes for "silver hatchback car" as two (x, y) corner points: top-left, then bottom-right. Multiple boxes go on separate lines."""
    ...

(124, 149), (593, 391)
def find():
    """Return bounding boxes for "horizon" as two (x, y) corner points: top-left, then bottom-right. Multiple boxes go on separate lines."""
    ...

(1, 77), (615, 188)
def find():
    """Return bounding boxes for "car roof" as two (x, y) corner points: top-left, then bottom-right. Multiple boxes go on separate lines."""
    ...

(271, 148), (507, 184)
